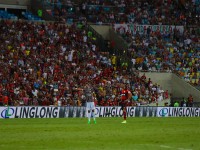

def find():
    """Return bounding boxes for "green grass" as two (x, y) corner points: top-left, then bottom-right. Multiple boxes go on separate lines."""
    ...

(0, 118), (200, 150)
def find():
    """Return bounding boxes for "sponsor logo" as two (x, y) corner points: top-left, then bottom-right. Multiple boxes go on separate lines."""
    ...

(168, 107), (200, 117)
(1, 107), (15, 118)
(14, 107), (59, 118)
(159, 108), (168, 117)
(95, 107), (99, 116)
(94, 107), (135, 117)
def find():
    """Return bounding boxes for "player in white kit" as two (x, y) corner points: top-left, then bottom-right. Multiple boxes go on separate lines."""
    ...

(84, 83), (96, 124)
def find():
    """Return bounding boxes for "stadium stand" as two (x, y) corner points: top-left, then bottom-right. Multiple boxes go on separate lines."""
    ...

(43, 0), (199, 25)
(0, 19), (169, 107)
(0, 0), (199, 107)
(21, 11), (43, 21)
(0, 10), (18, 20)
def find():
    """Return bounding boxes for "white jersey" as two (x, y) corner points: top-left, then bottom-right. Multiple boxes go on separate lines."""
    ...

(86, 102), (95, 110)
(84, 87), (94, 102)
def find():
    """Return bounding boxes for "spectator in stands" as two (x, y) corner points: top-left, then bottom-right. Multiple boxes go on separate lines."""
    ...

(3, 0), (199, 107)
(45, 0), (198, 26)
(181, 97), (187, 107)
(187, 94), (193, 107)
(45, 1), (199, 92)
(0, 94), (3, 106)
(174, 101), (179, 107)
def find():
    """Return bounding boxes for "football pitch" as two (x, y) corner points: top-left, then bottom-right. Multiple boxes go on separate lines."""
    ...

(0, 117), (199, 150)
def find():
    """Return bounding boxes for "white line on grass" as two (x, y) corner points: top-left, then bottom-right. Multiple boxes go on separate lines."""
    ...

(160, 145), (173, 149)
(136, 144), (193, 150)
(136, 144), (173, 149)
(177, 148), (193, 150)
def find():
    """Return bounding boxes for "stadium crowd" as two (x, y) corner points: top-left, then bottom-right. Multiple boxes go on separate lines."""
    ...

(0, 20), (169, 107)
(0, 0), (199, 107)
(117, 23), (200, 86)
(49, 0), (200, 88)
(49, 0), (199, 25)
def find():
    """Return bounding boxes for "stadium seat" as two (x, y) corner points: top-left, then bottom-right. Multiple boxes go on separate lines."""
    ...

(0, 10), (18, 20)
(67, 18), (73, 24)
(196, 73), (200, 77)
(191, 79), (196, 84)
(22, 11), (42, 21)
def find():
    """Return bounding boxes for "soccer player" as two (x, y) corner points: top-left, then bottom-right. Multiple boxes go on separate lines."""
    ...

(83, 83), (96, 124)
(120, 85), (132, 123)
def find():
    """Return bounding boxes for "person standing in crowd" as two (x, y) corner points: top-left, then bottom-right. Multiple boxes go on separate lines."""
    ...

(174, 101), (179, 107)
(181, 97), (187, 107)
(187, 94), (193, 107)
(83, 83), (96, 124)
(3, 95), (9, 106)
(0, 94), (3, 106)
(120, 84), (132, 124)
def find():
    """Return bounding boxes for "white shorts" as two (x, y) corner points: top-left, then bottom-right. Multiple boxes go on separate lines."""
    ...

(86, 102), (95, 110)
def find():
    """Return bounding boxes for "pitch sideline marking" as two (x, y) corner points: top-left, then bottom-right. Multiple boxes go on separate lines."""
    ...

(177, 148), (193, 150)
(160, 145), (173, 149)
(136, 144), (193, 150)
(159, 145), (193, 150)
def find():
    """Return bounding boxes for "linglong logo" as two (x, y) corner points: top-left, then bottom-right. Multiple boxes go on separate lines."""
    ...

(95, 107), (99, 116)
(1, 107), (15, 118)
(159, 108), (168, 117)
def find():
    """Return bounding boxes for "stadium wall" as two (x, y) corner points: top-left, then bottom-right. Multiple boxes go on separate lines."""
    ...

(0, 0), (30, 5)
(109, 28), (129, 53)
(171, 74), (200, 101)
(90, 24), (128, 56)
(139, 72), (172, 92)
(90, 25), (111, 40)
(1, 106), (200, 119)
(139, 72), (200, 102)
(30, 0), (55, 21)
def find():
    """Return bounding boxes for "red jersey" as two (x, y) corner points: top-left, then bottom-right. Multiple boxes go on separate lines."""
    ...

(3, 96), (9, 105)
(121, 89), (132, 101)
(0, 96), (2, 103)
